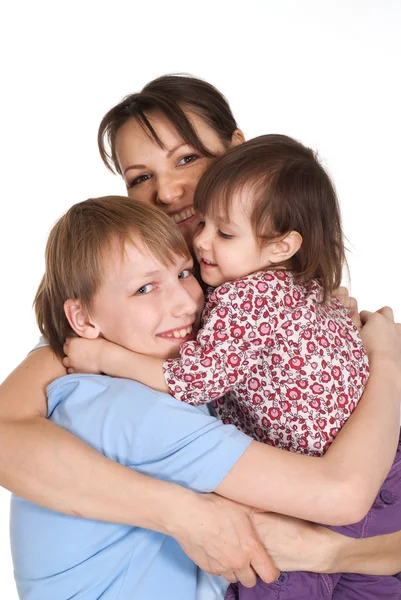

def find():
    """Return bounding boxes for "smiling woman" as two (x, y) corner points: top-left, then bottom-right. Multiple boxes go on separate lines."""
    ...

(98, 76), (245, 246)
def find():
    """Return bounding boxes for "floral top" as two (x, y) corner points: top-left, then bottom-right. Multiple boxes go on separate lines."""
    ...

(163, 270), (369, 456)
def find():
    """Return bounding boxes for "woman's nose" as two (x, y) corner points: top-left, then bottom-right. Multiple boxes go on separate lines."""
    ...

(156, 173), (185, 206)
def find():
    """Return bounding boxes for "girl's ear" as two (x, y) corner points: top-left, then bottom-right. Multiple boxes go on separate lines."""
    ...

(64, 299), (101, 339)
(265, 231), (303, 264)
(230, 129), (246, 147)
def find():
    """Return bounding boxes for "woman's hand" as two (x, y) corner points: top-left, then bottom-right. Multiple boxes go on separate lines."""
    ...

(172, 494), (279, 587)
(359, 307), (401, 374)
(333, 286), (362, 329)
(251, 511), (338, 573)
(63, 337), (120, 374)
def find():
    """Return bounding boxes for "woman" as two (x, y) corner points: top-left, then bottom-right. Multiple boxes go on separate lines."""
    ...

(1, 75), (401, 584)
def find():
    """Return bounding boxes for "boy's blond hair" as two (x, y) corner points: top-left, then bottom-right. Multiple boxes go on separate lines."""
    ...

(34, 196), (191, 358)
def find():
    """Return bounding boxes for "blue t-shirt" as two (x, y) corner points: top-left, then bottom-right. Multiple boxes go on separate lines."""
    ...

(10, 374), (252, 600)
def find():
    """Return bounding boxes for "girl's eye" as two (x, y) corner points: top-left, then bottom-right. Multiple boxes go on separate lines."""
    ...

(178, 269), (193, 280)
(218, 230), (233, 239)
(135, 283), (154, 295)
(128, 173), (152, 188)
(177, 154), (200, 166)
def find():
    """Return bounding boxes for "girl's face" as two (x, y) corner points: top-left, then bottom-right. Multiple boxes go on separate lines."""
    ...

(89, 240), (204, 360)
(114, 112), (240, 249)
(194, 192), (272, 287)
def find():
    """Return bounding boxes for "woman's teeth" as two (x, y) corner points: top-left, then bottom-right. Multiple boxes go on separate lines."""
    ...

(164, 326), (193, 339)
(171, 206), (196, 225)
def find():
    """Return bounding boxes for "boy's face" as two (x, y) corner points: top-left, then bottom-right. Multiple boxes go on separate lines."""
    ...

(193, 192), (272, 287)
(89, 239), (204, 360)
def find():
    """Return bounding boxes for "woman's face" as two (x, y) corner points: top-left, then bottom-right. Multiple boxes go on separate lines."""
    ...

(114, 111), (234, 248)
(89, 239), (204, 360)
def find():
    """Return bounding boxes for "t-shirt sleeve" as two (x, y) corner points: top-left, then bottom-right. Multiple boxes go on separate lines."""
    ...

(163, 280), (273, 406)
(47, 374), (252, 494)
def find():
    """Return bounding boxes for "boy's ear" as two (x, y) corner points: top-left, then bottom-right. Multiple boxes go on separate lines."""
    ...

(265, 231), (303, 264)
(64, 299), (100, 339)
(230, 129), (246, 148)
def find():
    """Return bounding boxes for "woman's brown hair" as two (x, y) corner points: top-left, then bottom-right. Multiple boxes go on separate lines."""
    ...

(98, 74), (239, 175)
(194, 134), (346, 301)
(34, 196), (190, 358)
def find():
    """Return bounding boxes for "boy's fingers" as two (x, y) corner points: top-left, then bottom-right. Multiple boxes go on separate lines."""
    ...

(376, 306), (394, 321)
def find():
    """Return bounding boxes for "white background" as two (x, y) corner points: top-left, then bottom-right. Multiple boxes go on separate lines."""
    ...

(1, 1), (400, 596)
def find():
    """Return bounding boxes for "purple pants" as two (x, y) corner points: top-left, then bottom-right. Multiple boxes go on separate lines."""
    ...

(226, 433), (401, 599)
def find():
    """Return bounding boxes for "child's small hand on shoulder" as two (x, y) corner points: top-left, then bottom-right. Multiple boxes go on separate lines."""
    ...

(63, 337), (118, 375)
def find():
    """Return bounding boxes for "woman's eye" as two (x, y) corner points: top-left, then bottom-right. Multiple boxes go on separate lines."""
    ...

(128, 173), (152, 188)
(178, 269), (193, 280)
(135, 283), (154, 295)
(218, 230), (233, 239)
(177, 154), (199, 166)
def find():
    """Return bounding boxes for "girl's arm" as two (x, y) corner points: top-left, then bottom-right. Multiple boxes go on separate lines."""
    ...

(0, 346), (277, 585)
(252, 511), (401, 576)
(216, 308), (401, 526)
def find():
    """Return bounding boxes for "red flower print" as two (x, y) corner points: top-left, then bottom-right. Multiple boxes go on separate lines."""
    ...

(297, 379), (308, 389)
(271, 353), (283, 365)
(280, 400), (292, 412)
(337, 394), (348, 408)
(293, 310), (302, 320)
(183, 374), (194, 382)
(318, 336), (329, 348)
(252, 393), (263, 405)
(213, 319), (226, 331)
(307, 341), (316, 353)
(311, 382), (324, 394)
(289, 357), (305, 370)
(286, 387), (301, 401)
(200, 357), (213, 368)
(228, 372), (238, 384)
(248, 378), (260, 391)
(256, 282), (268, 293)
(284, 294), (293, 307)
(241, 301), (252, 312)
(321, 371), (331, 383)
(258, 322), (271, 336)
(328, 320), (336, 332)
(310, 398), (321, 409)
(213, 332), (229, 342)
(331, 366), (341, 380)
(303, 328), (312, 340)
(268, 407), (282, 420)
(317, 418), (327, 429)
(227, 353), (241, 367)
(231, 325), (245, 339)
(217, 307), (229, 318)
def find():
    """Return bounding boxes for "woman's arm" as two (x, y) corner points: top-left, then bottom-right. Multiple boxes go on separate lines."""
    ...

(216, 309), (401, 525)
(251, 511), (401, 575)
(0, 346), (277, 585)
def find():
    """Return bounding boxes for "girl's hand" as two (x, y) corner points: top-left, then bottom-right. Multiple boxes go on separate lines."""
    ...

(63, 338), (111, 374)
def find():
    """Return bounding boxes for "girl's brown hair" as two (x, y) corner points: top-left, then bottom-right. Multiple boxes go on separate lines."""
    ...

(98, 74), (239, 175)
(194, 134), (346, 301)
(34, 196), (190, 358)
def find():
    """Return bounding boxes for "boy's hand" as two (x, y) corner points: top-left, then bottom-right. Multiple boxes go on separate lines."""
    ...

(63, 338), (111, 374)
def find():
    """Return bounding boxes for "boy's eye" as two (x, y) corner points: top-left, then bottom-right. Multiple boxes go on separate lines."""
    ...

(178, 269), (193, 280)
(128, 173), (152, 188)
(135, 283), (154, 295)
(218, 230), (233, 239)
(177, 154), (199, 166)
